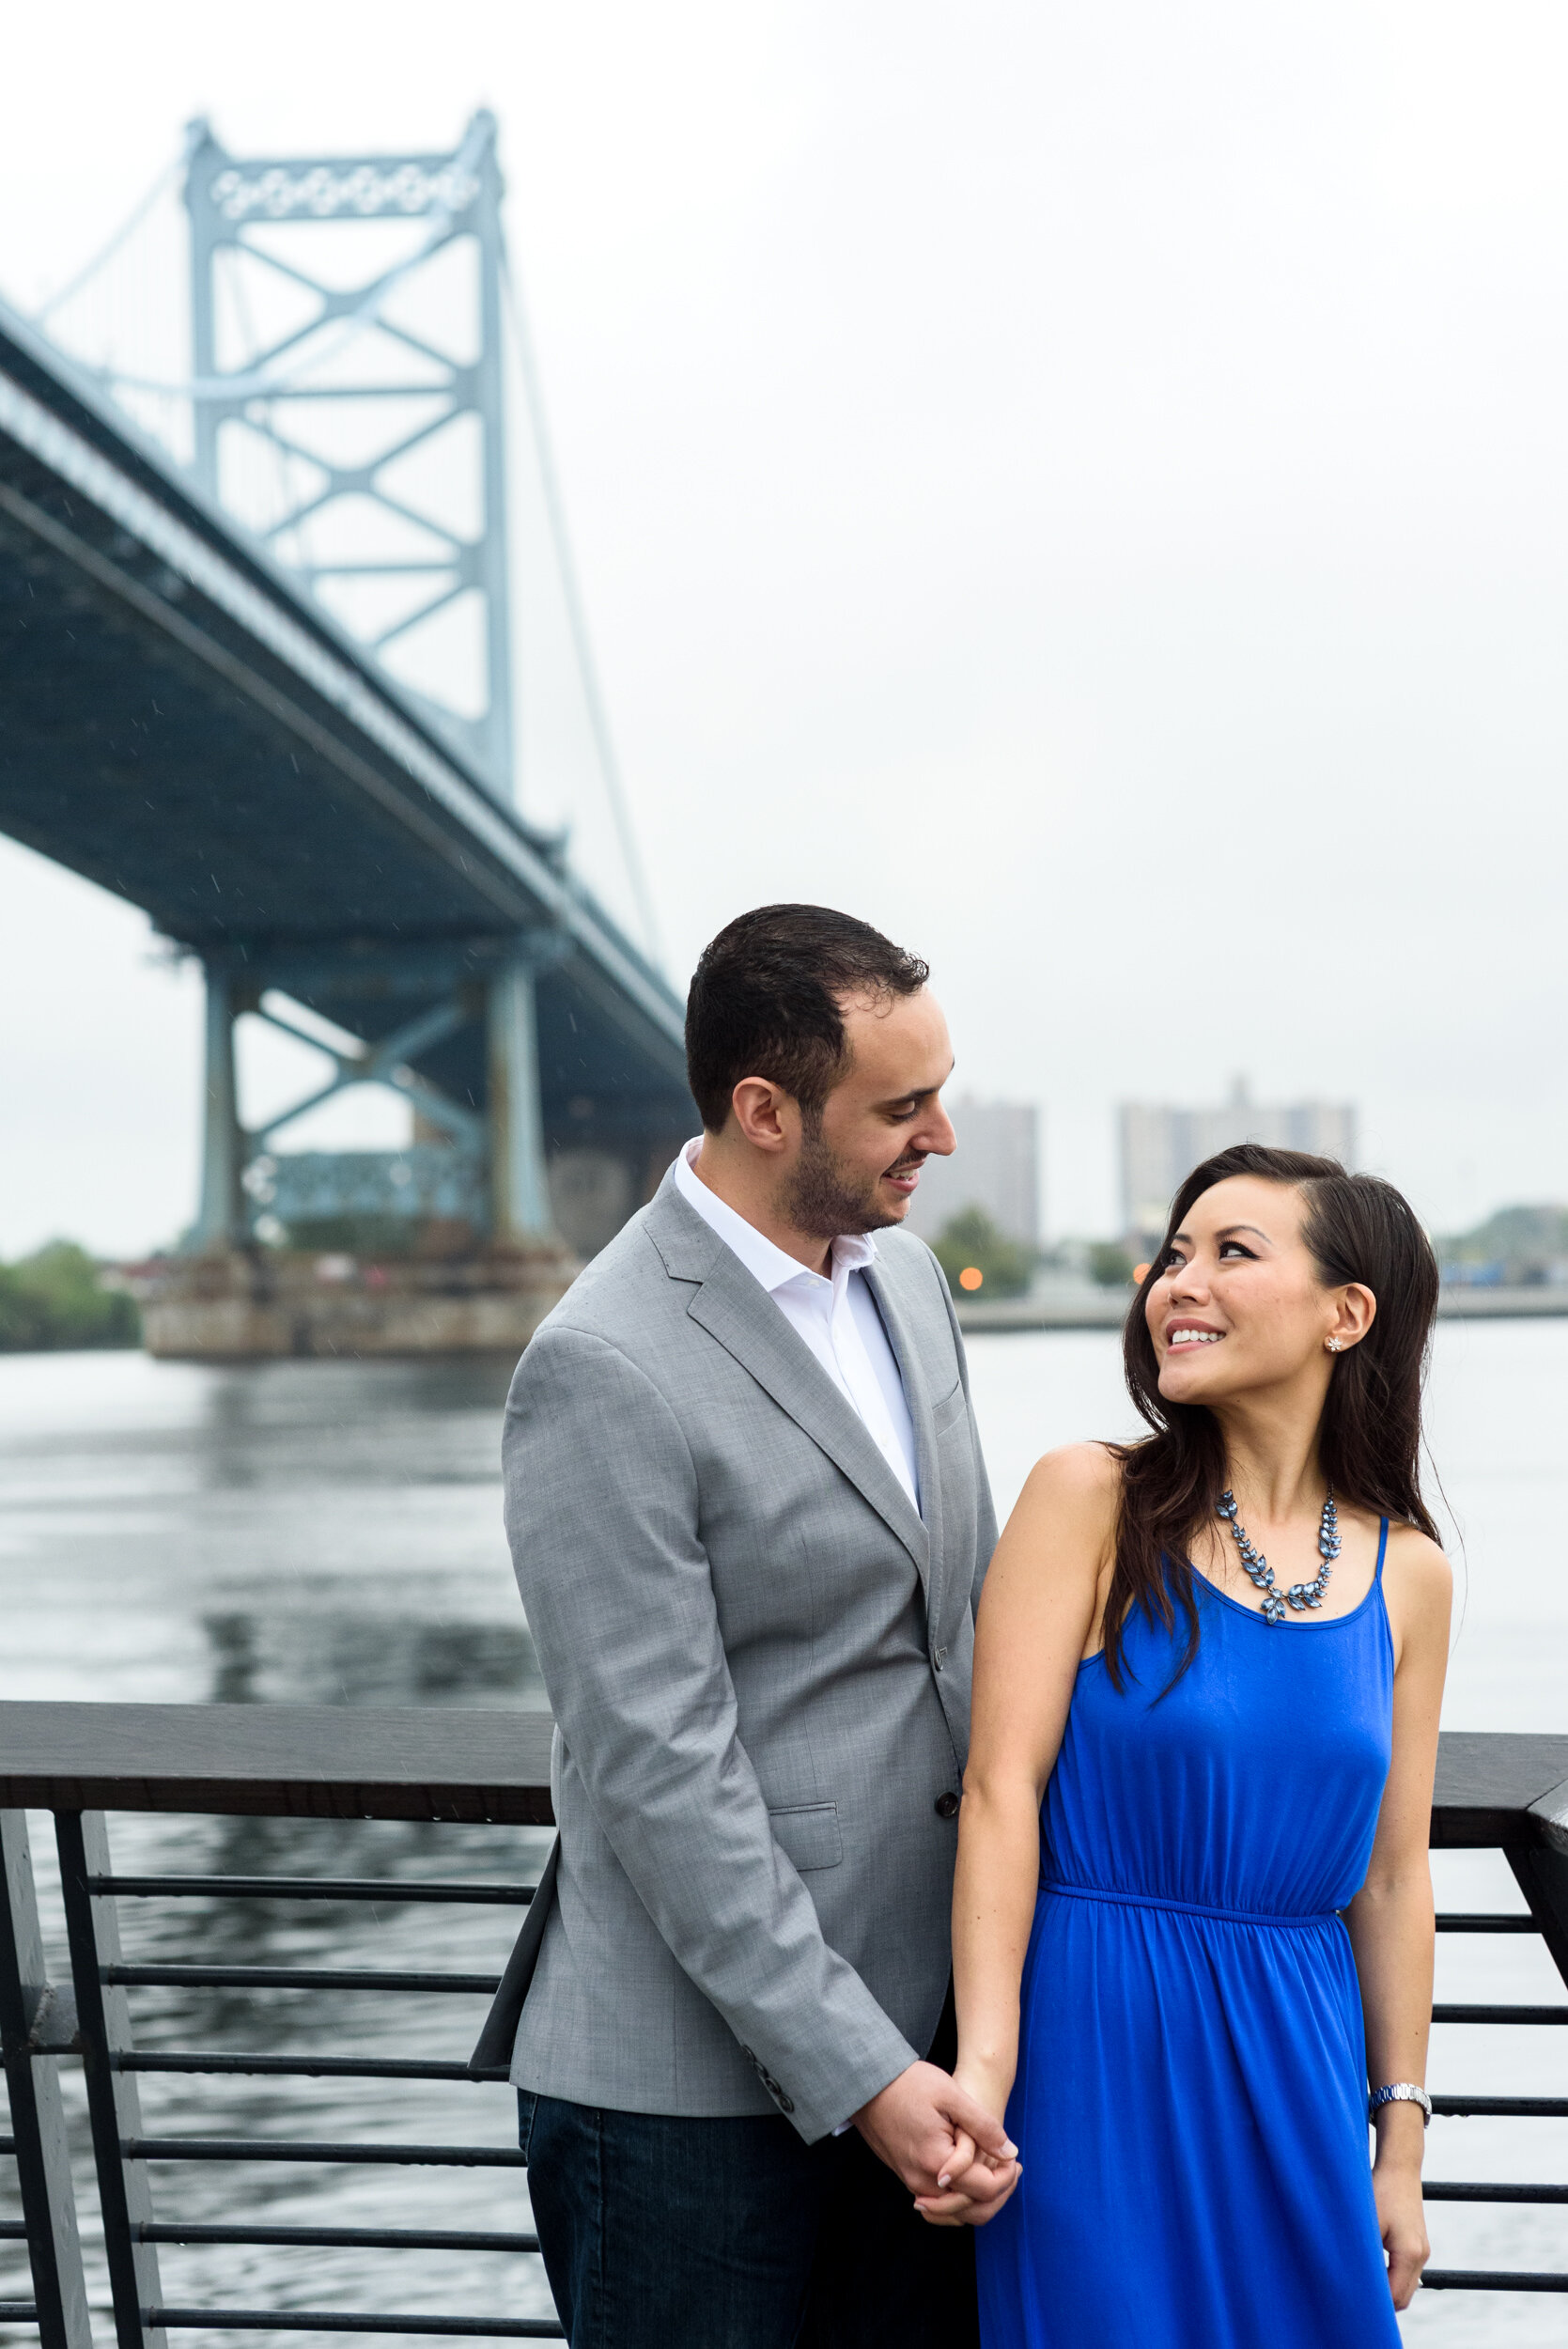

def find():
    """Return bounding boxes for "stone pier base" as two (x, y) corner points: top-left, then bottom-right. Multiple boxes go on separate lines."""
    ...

(136, 1244), (579, 1361)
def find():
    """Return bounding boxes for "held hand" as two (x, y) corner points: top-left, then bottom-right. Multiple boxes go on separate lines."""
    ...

(853, 2060), (1017, 2206)
(1374, 2159), (1429, 2310)
(911, 2063), (1021, 2228)
(912, 2142), (1021, 2230)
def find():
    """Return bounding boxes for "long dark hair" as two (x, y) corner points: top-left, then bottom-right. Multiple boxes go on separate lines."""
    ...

(1104, 1143), (1440, 1691)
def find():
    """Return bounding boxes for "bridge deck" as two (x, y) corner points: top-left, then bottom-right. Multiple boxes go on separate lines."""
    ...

(0, 302), (690, 1132)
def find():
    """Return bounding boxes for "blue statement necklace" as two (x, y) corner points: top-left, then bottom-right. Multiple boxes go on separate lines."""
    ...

(1215, 1488), (1340, 1625)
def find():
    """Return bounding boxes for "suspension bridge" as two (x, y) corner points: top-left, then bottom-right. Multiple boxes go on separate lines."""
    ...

(0, 115), (693, 1356)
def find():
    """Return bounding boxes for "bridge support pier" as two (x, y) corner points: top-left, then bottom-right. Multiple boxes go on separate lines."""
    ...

(142, 940), (582, 1361)
(488, 958), (552, 1244)
(193, 962), (244, 1251)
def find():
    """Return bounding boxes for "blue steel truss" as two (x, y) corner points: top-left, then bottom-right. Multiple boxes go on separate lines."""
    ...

(183, 114), (515, 804)
(0, 265), (692, 1261)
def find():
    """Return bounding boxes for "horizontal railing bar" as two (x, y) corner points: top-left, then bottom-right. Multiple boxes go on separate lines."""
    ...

(0, 2136), (13, 2155)
(148, 2312), (562, 2338)
(1425, 2181), (1568, 2202)
(1432, 2004), (1568, 2025)
(0, 1699), (558, 1825)
(8, 1715), (1553, 1829)
(88, 1875), (533, 1906)
(139, 2224), (539, 2253)
(116, 2051), (509, 2082)
(1433, 2095), (1568, 2118)
(124, 2137), (523, 2168)
(0, 2222), (27, 2239)
(1423, 2269), (1568, 2293)
(1436, 1913), (1539, 1934)
(0, 2307), (39, 2324)
(103, 1965), (500, 1993)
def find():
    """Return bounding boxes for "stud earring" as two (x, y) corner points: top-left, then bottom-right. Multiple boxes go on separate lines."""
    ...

(1326, 1337), (1345, 1353)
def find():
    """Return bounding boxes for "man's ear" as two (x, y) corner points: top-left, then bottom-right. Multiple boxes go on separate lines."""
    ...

(729, 1077), (793, 1155)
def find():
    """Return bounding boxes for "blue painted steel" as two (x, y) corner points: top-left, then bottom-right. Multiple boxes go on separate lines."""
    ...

(254, 1148), (486, 1228)
(0, 275), (695, 1245)
(183, 116), (517, 805)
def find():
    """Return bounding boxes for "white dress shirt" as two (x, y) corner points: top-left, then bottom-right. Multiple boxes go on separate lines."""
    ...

(674, 1139), (921, 1511)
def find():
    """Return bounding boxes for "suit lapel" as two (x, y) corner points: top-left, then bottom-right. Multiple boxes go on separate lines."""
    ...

(645, 1182), (931, 1585)
(863, 1254), (944, 1625)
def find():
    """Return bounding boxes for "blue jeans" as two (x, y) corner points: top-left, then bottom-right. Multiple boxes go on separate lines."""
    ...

(519, 2092), (979, 2349)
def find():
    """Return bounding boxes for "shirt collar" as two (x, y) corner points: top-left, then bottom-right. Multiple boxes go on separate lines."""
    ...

(675, 1138), (878, 1294)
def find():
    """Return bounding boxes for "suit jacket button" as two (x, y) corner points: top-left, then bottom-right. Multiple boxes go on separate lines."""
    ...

(933, 1646), (948, 1671)
(934, 1791), (960, 1820)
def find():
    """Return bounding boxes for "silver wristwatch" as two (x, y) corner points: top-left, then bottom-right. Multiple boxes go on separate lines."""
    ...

(1368, 2081), (1431, 2125)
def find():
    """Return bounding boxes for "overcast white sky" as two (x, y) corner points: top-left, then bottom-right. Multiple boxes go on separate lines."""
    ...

(2, 0), (1567, 1254)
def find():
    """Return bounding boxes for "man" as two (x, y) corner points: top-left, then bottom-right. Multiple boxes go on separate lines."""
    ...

(473, 903), (1015, 2346)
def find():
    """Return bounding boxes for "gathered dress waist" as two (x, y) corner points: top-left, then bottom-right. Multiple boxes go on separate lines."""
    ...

(1039, 1878), (1341, 1932)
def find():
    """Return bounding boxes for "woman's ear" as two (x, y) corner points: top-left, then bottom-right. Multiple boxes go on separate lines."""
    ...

(1327, 1283), (1376, 1353)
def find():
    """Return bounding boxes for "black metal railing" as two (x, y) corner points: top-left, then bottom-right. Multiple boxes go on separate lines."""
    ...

(1420, 1730), (1568, 2295)
(0, 1702), (559, 2345)
(1, 1705), (1566, 2341)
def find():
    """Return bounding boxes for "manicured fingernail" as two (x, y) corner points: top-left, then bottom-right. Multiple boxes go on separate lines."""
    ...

(937, 2173), (951, 2188)
(1002, 2140), (1017, 2158)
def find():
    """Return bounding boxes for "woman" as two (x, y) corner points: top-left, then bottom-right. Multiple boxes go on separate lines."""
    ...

(925, 1144), (1451, 2345)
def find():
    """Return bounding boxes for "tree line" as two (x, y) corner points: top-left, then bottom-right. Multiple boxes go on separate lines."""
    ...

(0, 1241), (140, 1351)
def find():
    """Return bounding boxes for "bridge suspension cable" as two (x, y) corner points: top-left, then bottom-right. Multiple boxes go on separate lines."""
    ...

(29, 146), (188, 326)
(499, 238), (664, 974)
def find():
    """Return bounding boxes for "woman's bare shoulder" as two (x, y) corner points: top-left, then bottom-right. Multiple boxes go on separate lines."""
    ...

(984, 1444), (1122, 1622)
(1383, 1521), (1453, 1605)
(1381, 1523), (1453, 1673)
(1009, 1440), (1124, 1533)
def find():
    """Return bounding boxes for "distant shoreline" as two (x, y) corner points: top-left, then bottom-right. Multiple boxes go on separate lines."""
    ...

(957, 1285), (1568, 1334)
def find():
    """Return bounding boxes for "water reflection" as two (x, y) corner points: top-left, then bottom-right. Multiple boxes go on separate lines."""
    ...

(0, 1354), (531, 1713)
(199, 1611), (543, 1711)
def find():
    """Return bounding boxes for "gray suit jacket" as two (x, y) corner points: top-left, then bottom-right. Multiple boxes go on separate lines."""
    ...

(470, 1169), (997, 2143)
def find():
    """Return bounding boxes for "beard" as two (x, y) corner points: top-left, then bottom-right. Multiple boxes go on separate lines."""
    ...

(784, 1118), (920, 1238)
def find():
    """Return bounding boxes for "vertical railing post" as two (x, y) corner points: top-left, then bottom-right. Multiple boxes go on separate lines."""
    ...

(0, 1812), (93, 2349)
(54, 1812), (167, 2349)
(1507, 1840), (1568, 1988)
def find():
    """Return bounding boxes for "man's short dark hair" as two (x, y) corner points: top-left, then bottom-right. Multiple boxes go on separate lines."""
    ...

(685, 905), (930, 1132)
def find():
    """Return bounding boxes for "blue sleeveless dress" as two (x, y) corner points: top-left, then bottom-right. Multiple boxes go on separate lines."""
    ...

(976, 1523), (1401, 2348)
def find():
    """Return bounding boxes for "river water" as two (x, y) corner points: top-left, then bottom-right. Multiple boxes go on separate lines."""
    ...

(0, 1320), (1564, 2341)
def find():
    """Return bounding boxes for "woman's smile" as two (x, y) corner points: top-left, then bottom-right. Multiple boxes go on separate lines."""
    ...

(1164, 1318), (1226, 1350)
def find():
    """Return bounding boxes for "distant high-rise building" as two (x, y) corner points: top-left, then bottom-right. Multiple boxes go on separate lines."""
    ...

(906, 1098), (1041, 1248)
(1120, 1081), (1357, 1243)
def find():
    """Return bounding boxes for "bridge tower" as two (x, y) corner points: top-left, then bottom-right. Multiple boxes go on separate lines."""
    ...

(160, 116), (654, 1341)
(183, 113), (514, 799)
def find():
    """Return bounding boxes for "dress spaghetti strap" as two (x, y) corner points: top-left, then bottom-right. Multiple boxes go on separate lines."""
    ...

(1374, 1517), (1389, 1580)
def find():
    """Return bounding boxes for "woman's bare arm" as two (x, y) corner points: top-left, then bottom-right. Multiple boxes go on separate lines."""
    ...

(917, 1443), (1117, 2223)
(1343, 1524), (1452, 2310)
